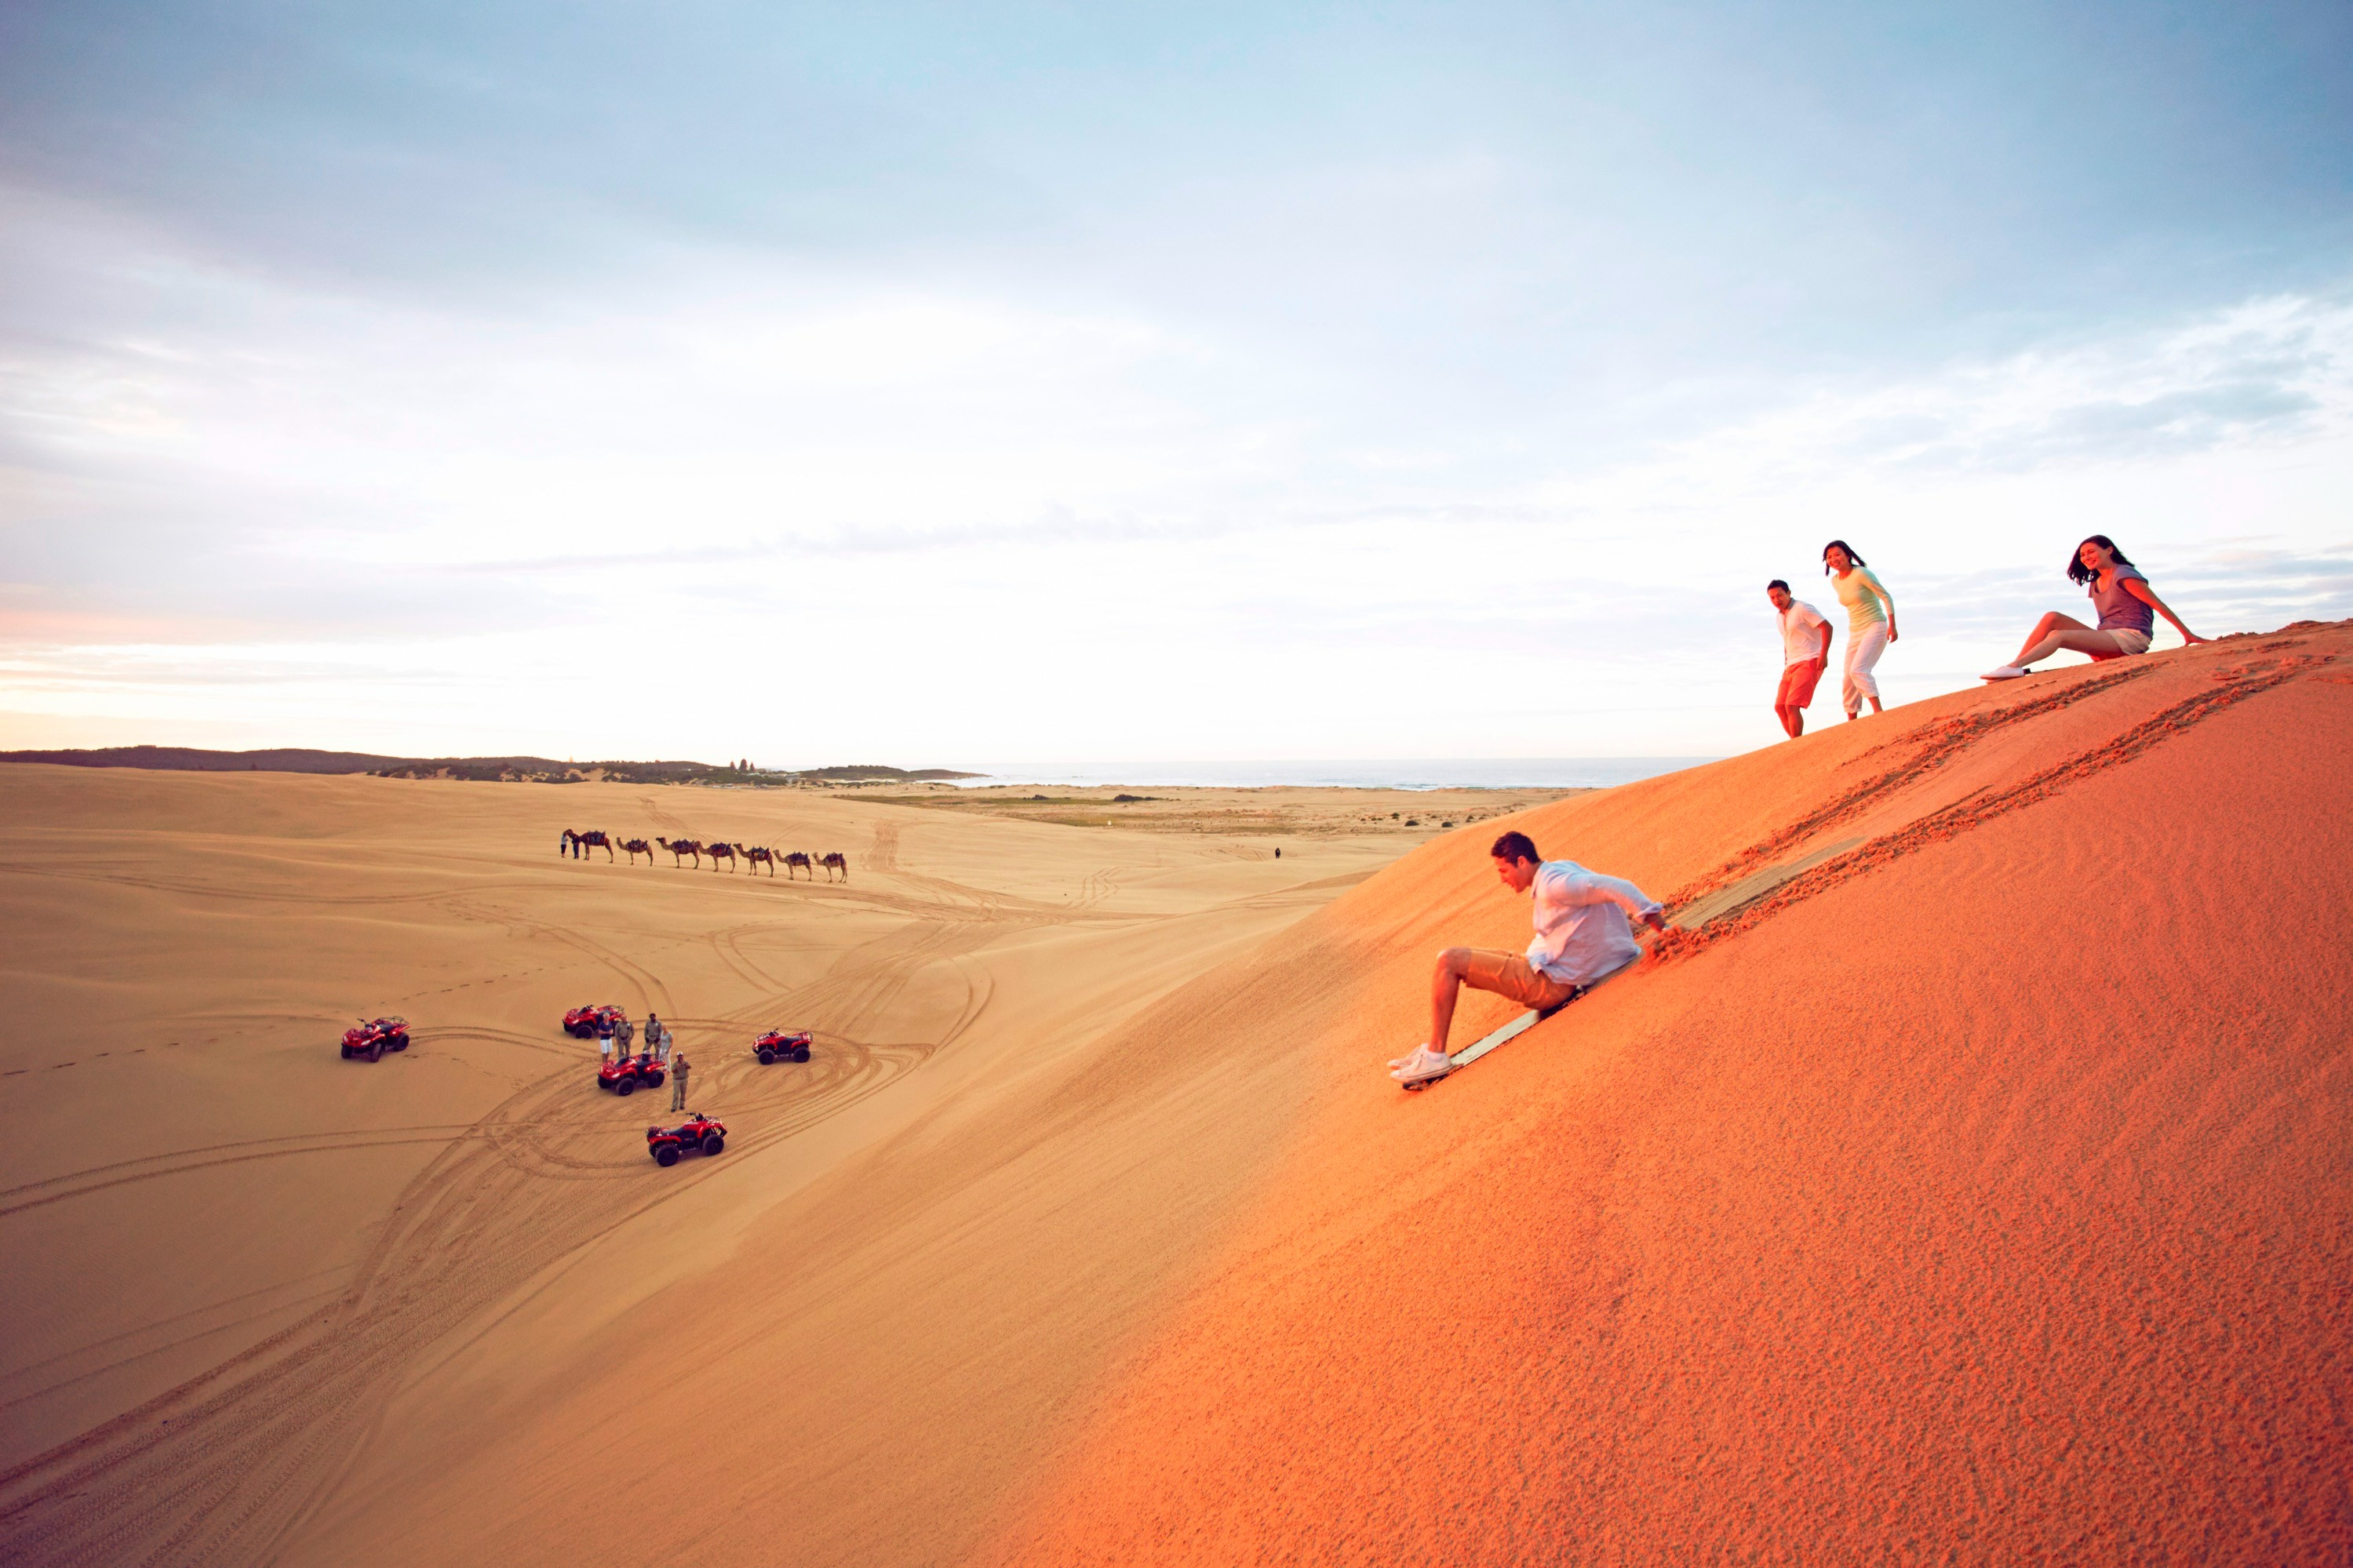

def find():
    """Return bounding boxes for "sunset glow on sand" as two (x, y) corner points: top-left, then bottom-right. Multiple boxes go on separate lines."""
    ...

(4, 4), (2349, 1563)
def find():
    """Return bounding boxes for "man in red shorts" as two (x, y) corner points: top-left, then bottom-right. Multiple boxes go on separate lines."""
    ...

(1768, 578), (1832, 738)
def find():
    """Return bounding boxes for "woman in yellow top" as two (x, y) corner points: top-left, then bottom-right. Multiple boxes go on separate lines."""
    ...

(1823, 539), (1896, 719)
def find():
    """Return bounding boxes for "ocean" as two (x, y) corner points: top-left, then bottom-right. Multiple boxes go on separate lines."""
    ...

(948, 758), (1716, 791)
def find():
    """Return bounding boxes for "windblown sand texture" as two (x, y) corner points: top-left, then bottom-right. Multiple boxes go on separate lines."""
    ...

(5, 624), (2350, 1565)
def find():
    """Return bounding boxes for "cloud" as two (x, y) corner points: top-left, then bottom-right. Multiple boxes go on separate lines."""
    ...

(4, 14), (2352, 766)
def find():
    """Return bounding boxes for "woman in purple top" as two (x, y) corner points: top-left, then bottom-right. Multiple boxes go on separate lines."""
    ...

(1982, 535), (2207, 680)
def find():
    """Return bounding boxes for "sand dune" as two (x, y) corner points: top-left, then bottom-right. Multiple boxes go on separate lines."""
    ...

(974, 625), (2353, 1564)
(5, 625), (2348, 1565)
(0, 773), (1407, 1563)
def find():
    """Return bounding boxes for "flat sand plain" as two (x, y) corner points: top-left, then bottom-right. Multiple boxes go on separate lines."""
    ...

(0, 774), (1488, 1563)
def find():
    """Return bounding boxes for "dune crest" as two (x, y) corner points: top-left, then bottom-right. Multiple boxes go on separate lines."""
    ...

(978, 625), (2353, 1564)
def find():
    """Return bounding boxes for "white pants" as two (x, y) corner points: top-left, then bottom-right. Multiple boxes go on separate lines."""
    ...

(1843, 624), (1887, 715)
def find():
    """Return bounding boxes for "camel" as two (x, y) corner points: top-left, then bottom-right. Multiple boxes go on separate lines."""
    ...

(821, 851), (850, 882)
(782, 851), (814, 880)
(562, 829), (614, 862)
(618, 837), (656, 866)
(707, 842), (738, 873)
(741, 846), (777, 876)
(655, 836), (702, 868)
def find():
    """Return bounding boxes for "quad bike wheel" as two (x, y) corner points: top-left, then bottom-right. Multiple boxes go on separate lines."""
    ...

(793, 1048), (810, 1062)
(615, 1076), (636, 1097)
(363, 1041), (381, 1063)
(757, 1047), (775, 1064)
(341, 1042), (353, 1058)
(392, 1035), (409, 1051)
(701, 1133), (724, 1156)
(655, 1144), (679, 1166)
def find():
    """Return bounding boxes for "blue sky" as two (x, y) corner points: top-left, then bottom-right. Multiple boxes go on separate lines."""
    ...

(3, 1), (2348, 762)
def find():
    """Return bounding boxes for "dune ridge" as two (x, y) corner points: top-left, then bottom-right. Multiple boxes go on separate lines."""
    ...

(971, 624), (2352, 1564)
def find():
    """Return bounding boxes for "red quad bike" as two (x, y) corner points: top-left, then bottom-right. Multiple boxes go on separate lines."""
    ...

(563, 1003), (625, 1039)
(647, 1113), (727, 1167)
(341, 1016), (410, 1062)
(754, 1030), (812, 1064)
(597, 1052), (667, 1096)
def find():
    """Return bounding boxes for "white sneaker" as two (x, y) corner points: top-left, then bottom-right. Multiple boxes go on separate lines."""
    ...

(1388, 1042), (1434, 1070)
(1390, 1046), (1455, 1085)
(1980, 665), (2027, 681)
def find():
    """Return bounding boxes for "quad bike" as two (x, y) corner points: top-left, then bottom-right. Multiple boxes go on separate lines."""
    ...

(754, 1030), (813, 1064)
(647, 1113), (727, 1166)
(596, 1052), (668, 1096)
(341, 1016), (410, 1062)
(563, 1003), (626, 1039)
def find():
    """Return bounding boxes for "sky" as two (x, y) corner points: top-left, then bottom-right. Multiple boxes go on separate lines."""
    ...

(2, 0), (2349, 766)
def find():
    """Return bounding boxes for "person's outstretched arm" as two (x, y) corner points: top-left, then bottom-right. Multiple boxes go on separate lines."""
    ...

(2122, 577), (2208, 646)
(1867, 569), (1897, 642)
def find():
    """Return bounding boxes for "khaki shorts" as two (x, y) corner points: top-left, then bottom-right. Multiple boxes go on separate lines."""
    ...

(1458, 949), (1580, 1011)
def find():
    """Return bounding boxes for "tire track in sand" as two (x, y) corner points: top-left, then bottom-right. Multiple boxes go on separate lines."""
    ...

(0, 897), (1026, 1565)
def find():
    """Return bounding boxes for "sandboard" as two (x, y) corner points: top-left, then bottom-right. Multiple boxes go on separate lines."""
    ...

(1400, 1001), (1567, 1090)
(1399, 953), (1641, 1090)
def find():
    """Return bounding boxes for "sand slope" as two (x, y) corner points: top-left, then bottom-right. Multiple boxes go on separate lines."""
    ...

(6, 626), (2348, 1566)
(0, 772), (1403, 1565)
(969, 627), (2352, 1563)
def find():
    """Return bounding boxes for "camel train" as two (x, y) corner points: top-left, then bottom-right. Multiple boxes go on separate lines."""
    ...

(568, 830), (847, 879)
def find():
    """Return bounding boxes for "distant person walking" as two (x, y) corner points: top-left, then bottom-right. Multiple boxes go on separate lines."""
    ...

(1982, 535), (2208, 680)
(669, 1051), (690, 1111)
(1824, 540), (1897, 719)
(1768, 580), (1832, 739)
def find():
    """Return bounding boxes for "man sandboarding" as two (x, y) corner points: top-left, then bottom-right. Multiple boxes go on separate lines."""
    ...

(1389, 831), (1666, 1086)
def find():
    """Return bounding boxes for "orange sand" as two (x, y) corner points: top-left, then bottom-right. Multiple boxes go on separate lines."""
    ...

(974, 625), (2353, 1563)
(5, 624), (2349, 1565)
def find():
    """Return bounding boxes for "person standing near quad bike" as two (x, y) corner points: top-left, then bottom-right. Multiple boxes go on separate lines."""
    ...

(614, 1012), (636, 1060)
(596, 1010), (616, 1065)
(647, 1013), (669, 1063)
(668, 1050), (691, 1111)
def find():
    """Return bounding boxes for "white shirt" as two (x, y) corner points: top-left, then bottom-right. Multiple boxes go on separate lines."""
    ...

(1526, 860), (1663, 985)
(1778, 600), (1830, 666)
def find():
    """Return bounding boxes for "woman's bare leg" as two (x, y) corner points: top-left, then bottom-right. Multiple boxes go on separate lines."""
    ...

(2019, 628), (2118, 666)
(2013, 612), (2090, 664)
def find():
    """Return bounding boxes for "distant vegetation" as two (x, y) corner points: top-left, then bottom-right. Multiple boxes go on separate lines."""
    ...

(0, 746), (982, 786)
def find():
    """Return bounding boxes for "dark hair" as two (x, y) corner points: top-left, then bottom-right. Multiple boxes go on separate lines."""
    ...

(1822, 540), (1865, 573)
(1766, 578), (1790, 594)
(1490, 830), (1539, 864)
(2066, 534), (2136, 585)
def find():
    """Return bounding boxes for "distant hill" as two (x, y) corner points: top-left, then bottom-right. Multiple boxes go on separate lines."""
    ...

(0, 746), (981, 785)
(792, 765), (985, 782)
